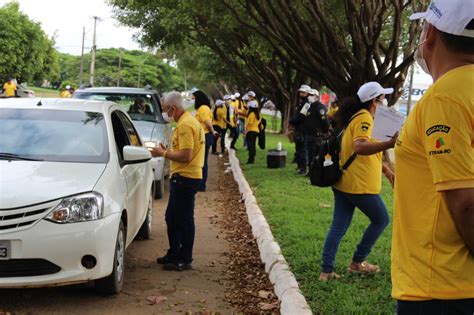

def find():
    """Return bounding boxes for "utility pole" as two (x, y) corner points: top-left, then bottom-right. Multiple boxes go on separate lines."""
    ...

(79, 26), (85, 87)
(406, 65), (415, 115)
(183, 67), (187, 92)
(117, 49), (122, 87)
(89, 16), (99, 86)
(137, 61), (142, 88)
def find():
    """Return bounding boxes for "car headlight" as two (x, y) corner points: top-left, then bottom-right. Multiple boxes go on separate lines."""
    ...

(46, 192), (104, 223)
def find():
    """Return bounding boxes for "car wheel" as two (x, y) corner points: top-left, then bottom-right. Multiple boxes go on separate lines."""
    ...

(137, 189), (153, 240)
(95, 220), (125, 295)
(154, 173), (165, 199)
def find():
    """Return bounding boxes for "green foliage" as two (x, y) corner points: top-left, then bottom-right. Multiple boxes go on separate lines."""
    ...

(58, 48), (184, 91)
(0, 2), (59, 83)
(236, 133), (395, 313)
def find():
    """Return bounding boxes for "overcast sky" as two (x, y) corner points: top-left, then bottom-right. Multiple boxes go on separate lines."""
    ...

(0, 0), (143, 55)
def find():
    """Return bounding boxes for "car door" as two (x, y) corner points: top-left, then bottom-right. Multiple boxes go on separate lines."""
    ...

(116, 111), (150, 236)
(111, 111), (143, 242)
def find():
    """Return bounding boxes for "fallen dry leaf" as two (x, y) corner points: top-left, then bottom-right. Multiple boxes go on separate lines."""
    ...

(258, 290), (273, 299)
(146, 295), (167, 305)
(259, 301), (279, 310)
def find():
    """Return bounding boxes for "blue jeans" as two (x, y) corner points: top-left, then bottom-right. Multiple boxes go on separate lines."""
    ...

(321, 188), (389, 273)
(165, 175), (201, 263)
(199, 132), (214, 191)
(397, 299), (474, 315)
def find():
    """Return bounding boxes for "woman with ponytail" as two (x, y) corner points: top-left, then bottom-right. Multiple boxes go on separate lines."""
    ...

(319, 82), (397, 281)
(193, 90), (217, 192)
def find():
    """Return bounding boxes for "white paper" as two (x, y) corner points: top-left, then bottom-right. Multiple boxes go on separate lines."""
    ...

(372, 106), (405, 141)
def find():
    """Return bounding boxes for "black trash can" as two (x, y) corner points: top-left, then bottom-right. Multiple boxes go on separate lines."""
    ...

(267, 149), (287, 169)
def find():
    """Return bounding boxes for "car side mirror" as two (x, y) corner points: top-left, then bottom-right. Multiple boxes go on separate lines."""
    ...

(122, 146), (152, 166)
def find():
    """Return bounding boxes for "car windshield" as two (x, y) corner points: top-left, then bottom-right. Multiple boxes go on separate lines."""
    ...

(0, 109), (109, 163)
(74, 92), (160, 122)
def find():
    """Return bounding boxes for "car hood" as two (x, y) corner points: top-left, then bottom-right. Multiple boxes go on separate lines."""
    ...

(133, 120), (169, 143)
(0, 161), (107, 209)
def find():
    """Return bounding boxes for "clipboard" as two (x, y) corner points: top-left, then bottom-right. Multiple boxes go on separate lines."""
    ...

(372, 106), (405, 141)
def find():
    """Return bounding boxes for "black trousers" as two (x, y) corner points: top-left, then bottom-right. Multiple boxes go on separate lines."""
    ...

(246, 131), (258, 163)
(229, 126), (239, 148)
(212, 125), (226, 154)
(397, 299), (474, 315)
(294, 132), (307, 170)
(165, 175), (201, 263)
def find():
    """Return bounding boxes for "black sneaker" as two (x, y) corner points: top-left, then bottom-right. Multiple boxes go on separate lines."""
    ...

(156, 255), (173, 265)
(163, 261), (192, 271)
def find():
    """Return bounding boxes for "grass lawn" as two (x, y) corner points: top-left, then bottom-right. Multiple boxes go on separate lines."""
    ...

(30, 86), (60, 98)
(235, 133), (395, 314)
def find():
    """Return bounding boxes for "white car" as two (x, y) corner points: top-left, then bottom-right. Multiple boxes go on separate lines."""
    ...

(0, 98), (154, 294)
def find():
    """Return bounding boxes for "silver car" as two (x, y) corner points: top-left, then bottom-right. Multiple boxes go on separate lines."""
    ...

(73, 87), (171, 199)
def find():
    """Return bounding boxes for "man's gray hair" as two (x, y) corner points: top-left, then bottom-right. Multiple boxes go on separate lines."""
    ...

(164, 91), (185, 110)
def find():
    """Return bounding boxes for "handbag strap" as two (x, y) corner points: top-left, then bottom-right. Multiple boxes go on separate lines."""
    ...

(340, 112), (365, 171)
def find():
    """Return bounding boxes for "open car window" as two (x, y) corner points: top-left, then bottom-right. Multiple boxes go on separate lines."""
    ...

(74, 92), (161, 122)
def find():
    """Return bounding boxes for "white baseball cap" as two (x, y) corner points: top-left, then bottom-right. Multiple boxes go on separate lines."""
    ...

(248, 100), (258, 108)
(247, 91), (256, 97)
(308, 89), (320, 97)
(357, 82), (394, 103)
(234, 92), (240, 98)
(242, 94), (249, 101)
(410, 0), (474, 38)
(223, 94), (231, 100)
(215, 99), (224, 106)
(65, 85), (71, 89)
(191, 87), (199, 93)
(298, 85), (311, 93)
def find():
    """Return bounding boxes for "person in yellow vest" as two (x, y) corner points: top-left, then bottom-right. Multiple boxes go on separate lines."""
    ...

(211, 99), (228, 155)
(328, 98), (339, 120)
(2, 78), (17, 97)
(150, 91), (205, 271)
(192, 90), (218, 192)
(319, 82), (397, 281)
(225, 94), (239, 150)
(60, 85), (72, 98)
(245, 100), (261, 164)
(392, 1), (474, 313)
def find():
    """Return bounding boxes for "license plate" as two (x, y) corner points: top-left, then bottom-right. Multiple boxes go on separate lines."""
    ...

(0, 241), (11, 260)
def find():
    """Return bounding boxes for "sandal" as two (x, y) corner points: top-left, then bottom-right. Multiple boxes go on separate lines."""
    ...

(347, 261), (380, 274)
(319, 272), (341, 281)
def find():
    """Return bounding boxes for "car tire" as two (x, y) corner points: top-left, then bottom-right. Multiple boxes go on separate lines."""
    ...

(95, 220), (125, 295)
(154, 173), (165, 199)
(137, 189), (153, 240)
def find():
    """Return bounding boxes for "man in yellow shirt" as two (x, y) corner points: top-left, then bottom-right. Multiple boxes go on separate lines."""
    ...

(392, 1), (474, 313)
(151, 91), (205, 272)
(2, 78), (17, 97)
(211, 99), (228, 155)
(60, 85), (72, 98)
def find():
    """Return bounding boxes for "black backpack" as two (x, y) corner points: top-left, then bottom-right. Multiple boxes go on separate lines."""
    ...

(308, 113), (362, 187)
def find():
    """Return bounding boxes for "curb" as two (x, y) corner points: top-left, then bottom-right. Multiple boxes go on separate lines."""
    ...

(227, 148), (312, 315)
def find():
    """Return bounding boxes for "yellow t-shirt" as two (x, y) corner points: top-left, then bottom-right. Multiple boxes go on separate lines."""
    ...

(170, 112), (205, 179)
(3, 82), (16, 97)
(195, 105), (212, 133)
(212, 106), (227, 129)
(328, 106), (338, 118)
(392, 65), (474, 301)
(237, 100), (248, 118)
(228, 102), (239, 127)
(60, 90), (71, 98)
(333, 109), (382, 194)
(245, 112), (261, 133)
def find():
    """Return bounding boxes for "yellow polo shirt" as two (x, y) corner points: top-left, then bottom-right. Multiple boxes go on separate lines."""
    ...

(245, 112), (261, 133)
(212, 106), (227, 129)
(392, 65), (474, 301)
(3, 82), (16, 97)
(170, 111), (205, 179)
(228, 102), (239, 127)
(333, 109), (382, 194)
(60, 90), (71, 98)
(195, 105), (212, 133)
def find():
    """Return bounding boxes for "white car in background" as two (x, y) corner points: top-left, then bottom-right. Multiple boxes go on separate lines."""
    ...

(0, 98), (154, 294)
